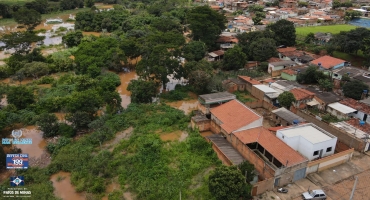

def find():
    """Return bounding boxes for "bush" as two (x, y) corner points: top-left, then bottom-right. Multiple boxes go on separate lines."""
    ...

(35, 76), (55, 84)
(160, 85), (191, 102)
(58, 123), (76, 138)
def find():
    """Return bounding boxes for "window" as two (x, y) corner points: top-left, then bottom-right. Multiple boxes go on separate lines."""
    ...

(327, 147), (332, 152)
(276, 116), (278, 120)
(314, 194), (320, 197)
(313, 151), (319, 156)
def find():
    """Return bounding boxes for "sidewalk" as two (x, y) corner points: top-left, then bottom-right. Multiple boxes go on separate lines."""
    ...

(254, 152), (370, 200)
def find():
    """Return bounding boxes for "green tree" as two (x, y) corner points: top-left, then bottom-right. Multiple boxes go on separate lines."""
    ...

(341, 74), (351, 82)
(183, 60), (213, 79)
(85, 0), (94, 7)
(298, 1), (308, 7)
(62, 31), (84, 47)
(127, 80), (158, 103)
(238, 161), (255, 183)
(66, 111), (95, 130)
(209, 165), (247, 200)
(222, 45), (247, 70)
(305, 32), (315, 44)
(182, 41), (206, 62)
(332, 0), (341, 8)
(36, 113), (60, 138)
(0, 3), (12, 18)
(7, 86), (35, 110)
(278, 91), (296, 108)
(248, 4), (264, 12)
(249, 38), (277, 61)
(267, 19), (296, 46)
(0, 32), (44, 54)
(67, 89), (103, 114)
(21, 61), (50, 79)
(25, 0), (48, 14)
(74, 37), (126, 73)
(13, 8), (42, 31)
(343, 80), (369, 100)
(188, 70), (212, 94)
(344, 10), (362, 21)
(318, 79), (333, 91)
(0, 147), (5, 170)
(252, 12), (266, 25)
(136, 45), (181, 89)
(187, 6), (227, 49)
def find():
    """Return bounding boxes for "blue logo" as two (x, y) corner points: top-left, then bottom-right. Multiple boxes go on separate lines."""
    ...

(10, 176), (25, 187)
(2, 129), (32, 145)
(6, 154), (29, 169)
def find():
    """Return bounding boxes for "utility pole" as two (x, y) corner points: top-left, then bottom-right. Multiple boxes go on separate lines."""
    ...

(179, 191), (181, 200)
(349, 176), (358, 200)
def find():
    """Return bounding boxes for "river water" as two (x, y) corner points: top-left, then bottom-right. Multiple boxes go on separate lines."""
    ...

(349, 18), (370, 28)
(50, 172), (85, 200)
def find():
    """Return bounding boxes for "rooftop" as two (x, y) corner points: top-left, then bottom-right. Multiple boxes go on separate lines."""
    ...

(281, 69), (296, 76)
(238, 76), (260, 85)
(277, 47), (297, 53)
(270, 60), (297, 66)
(278, 123), (336, 144)
(340, 98), (370, 114)
(305, 87), (343, 104)
(253, 84), (278, 93)
(332, 67), (367, 78)
(290, 88), (315, 101)
(210, 100), (262, 134)
(198, 92), (236, 104)
(272, 107), (306, 124)
(311, 55), (346, 69)
(208, 50), (225, 57)
(207, 134), (245, 165)
(274, 80), (303, 88)
(233, 127), (307, 167)
(216, 36), (239, 43)
(328, 102), (357, 114)
(331, 120), (370, 141)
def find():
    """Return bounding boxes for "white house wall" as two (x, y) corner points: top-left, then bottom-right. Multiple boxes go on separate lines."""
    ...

(276, 132), (300, 150)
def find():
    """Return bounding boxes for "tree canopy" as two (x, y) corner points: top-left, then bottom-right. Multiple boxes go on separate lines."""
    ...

(187, 6), (227, 49)
(182, 41), (207, 62)
(209, 165), (248, 200)
(127, 80), (158, 103)
(343, 80), (369, 100)
(13, 7), (42, 31)
(278, 91), (296, 108)
(222, 45), (247, 70)
(267, 19), (296, 46)
(249, 38), (277, 62)
(0, 31), (44, 54)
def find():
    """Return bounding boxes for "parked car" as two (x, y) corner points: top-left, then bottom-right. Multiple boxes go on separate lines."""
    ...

(302, 189), (327, 200)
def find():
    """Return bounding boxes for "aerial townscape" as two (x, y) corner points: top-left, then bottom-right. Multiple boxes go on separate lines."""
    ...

(1, 0), (370, 199)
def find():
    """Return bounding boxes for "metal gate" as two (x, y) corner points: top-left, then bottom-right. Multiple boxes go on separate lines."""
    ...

(293, 168), (306, 182)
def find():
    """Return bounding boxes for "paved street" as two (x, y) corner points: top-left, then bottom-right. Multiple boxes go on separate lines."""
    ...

(254, 152), (370, 200)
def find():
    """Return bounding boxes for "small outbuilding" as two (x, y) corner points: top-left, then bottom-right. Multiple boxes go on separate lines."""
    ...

(326, 102), (357, 120)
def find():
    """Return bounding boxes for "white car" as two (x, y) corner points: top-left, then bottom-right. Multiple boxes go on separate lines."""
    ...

(302, 189), (327, 200)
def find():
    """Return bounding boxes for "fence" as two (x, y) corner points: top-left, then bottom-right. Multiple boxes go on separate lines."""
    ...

(306, 148), (354, 174)
(296, 110), (366, 152)
(251, 177), (275, 196)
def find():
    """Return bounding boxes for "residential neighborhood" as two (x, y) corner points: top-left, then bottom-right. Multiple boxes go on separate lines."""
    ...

(2, 0), (370, 199)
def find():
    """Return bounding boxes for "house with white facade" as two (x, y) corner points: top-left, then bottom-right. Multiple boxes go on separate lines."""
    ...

(327, 102), (357, 120)
(276, 123), (338, 160)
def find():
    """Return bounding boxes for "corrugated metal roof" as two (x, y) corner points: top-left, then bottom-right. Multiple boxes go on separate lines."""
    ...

(328, 102), (357, 114)
(253, 84), (277, 93)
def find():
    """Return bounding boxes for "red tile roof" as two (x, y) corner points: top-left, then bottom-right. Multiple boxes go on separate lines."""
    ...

(212, 50), (225, 56)
(268, 57), (282, 63)
(346, 118), (370, 133)
(282, 69), (296, 76)
(290, 88), (315, 101)
(340, 98), (370, 114)
(211, 100), (261, 134)
(277, 47), (297, 53)
(311, 55), (346, 69)
(233, 127), (307, 167)
(238, 76), (260, 85)
(216, 36), (239, 43)
(268, 126), (287, 132)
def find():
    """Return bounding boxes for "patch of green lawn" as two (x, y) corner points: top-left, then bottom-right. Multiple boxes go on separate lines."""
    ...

(296, 25), (357, 36)
(0, 0), (32, 6)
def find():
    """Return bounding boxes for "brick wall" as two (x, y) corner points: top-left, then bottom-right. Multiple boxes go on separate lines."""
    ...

(252, 177), (275, 196)
(212, 143), (232, 166)
(191, 120), (211, 132)
(210, 120), (221, 134)
(245, 100), (278, 111)
(296, 110), (366, 152)
(230, 133), (276, 179)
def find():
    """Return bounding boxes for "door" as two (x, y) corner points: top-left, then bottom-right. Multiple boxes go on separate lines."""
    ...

(293, 168), (306, 182)
(364, 114), (368, 121)
(274, 177), (280, 186)
(319, 149), (323, 158)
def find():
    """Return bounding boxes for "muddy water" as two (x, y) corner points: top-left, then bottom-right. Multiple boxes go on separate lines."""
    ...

(116, 71), (138, 108)
(1, 77), (34, 85)
(102, 182), (120, 200)
(13, 126), (46, 159)
(159, 130), (182, 141)
(167, 99), (199, 115)
(50, 172), (85, 200)
(82, 32), (102, 37)
(200, 131), (213, 138)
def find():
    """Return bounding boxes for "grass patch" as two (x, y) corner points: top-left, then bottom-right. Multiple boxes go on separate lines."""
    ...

(296, 25), (357, 36)
(233, 91), (255, 103)
(322, 114), (342, 123)
(0, 0), (32, 6)
(333, 51), (365, 67)
(160, 85), (192, 102)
